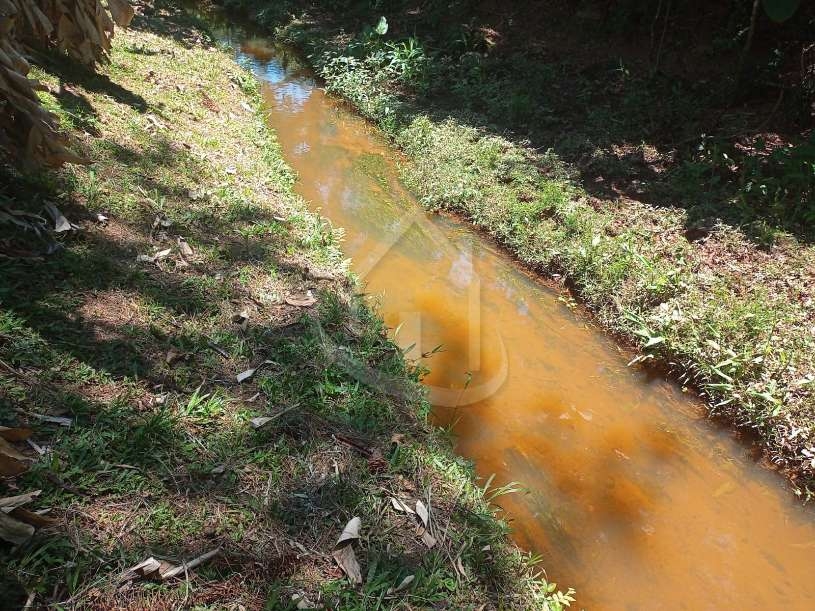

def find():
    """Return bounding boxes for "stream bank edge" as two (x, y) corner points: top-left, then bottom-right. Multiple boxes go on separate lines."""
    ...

(0, 1), (572, 608)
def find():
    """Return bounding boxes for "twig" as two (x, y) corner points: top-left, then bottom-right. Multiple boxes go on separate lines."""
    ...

(652, 0), (672, 76)
(181, 562), (191, 607)
(649, 0), (664, 59)
(205, 338), (230, 359)
(333, 433), (373, 457)
(161, 548), (220, 580)
(737, 0), (762, 88)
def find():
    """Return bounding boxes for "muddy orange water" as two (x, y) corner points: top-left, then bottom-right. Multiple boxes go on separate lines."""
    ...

(203, 14), (815, 610)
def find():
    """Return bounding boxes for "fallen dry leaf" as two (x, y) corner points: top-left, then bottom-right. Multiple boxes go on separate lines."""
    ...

(332, 516), (362, 585)
(390, 497), (415, 514)
(9, 507), (58, 529)
(236, 359), (275, 383)
(332, 544), (362, 585)
(415, 500), (437, 548)
(390, 433), (405, 446)
(237, 368), (257, 383)
(0, 490), (41, 511)
(453, 555), (466, 579)
(160, 549), (220, 580)
(44, 202), (75, 233)
(249, 405), (297, 429)
(0, 426), (32, 442)
(108, 0), (135, 27)
(178, 237), (194, 258)
(120, 557), (164, 582)
(28, 413), (72, 427)
(165, 348), (184, 365)
(367, 448), (387, 473)
(145, 114), (166, 130)
(421, 530), (437, 548)
(0, 454), (28, 476)
(250, 416), (273, 429)
(285, 291), (316, 308)
(136, 248), (172, 264)
(152, 214), (173, 232)
(337, 516), (361, 545)
(232, 308), (251, 331)
(26, 439), (47, 456)
(121, 549), (220, 582)
(0, 511), (35, 545)
(291, 593), (318, 610)
(415, 500), (430, 527)
(308, 267), (335, 281)
(0, 437), (31, 463)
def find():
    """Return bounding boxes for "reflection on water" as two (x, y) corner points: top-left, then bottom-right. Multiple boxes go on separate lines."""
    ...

(204, 13), (815, 611)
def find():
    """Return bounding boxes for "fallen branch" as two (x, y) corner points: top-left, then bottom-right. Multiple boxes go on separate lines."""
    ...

(160, 547), (221, 580)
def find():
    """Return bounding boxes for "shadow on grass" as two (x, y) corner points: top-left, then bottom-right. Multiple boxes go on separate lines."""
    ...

(0, 183), (430, 605)
(35, 50), (150, 115)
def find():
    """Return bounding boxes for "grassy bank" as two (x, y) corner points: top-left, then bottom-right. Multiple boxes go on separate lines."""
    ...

(227, 0), (815, 493)
(0, 2), (573, 608)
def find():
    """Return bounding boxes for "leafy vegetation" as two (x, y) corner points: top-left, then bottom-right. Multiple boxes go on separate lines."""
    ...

(0, 1), (572, 607)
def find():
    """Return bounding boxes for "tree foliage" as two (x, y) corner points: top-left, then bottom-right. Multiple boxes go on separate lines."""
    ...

(0, 0), (133, 167)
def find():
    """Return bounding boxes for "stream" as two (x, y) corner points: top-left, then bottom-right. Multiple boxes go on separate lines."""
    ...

(198, 9), (815, 610)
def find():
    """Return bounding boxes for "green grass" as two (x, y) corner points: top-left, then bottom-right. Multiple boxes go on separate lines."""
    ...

(0, 1), (571, 608)
(262, 3), (815, 493)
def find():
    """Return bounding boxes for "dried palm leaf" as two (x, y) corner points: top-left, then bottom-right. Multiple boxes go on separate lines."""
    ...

(0, 0), (133, 167)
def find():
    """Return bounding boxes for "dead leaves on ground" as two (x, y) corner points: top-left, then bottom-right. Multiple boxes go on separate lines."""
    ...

(0, 422), (60, 545)
(177, 236), (194, 259)
(0, 201), (77, 258)
(0, 428), (33, 476)
(249, 405), (297, 429)
(0, 511), (35, 545)
(332, 516), (362, 585)
(330, 514), (419, 599)
(44, 202), (77, 233)
(327, 498), (437, 595)
(415, 500), (438, 548)
(236, 359), (276, 383)
(135, 247), (172, 264)
(285, 290), (317, 308)
(0, 489), (56, 545)
(390, 496), (437, 548)
(120, 548), (220, 584)
(387, 574), (415, 595)
(140, 214), (198, 267)
(232, 308), (251, 331)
